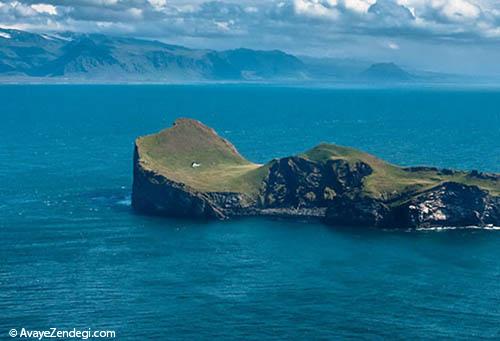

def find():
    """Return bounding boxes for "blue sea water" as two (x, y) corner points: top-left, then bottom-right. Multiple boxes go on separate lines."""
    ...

(1, 84), (500, 339)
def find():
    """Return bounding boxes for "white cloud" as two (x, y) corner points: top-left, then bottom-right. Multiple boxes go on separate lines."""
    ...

(388, 41), (400, 49)
(10, 1), (37, 17)
(148, 0), (167, 11)
(398, 0), (481, 21)
(344, 0), (376, 13)
(440, 0), (481, 21)
(244, 6), (258, 14)
(31, 3), (57, 16)
(294, 0), (340, 19)
(127, 7), (143, 19)
(214, 19), (234, 31)
(1, 0), (500, 58)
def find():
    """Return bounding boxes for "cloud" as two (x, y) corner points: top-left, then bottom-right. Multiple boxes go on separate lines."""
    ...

(0, 0), (500, 54)
(31, 3), (57, 15)
(148, 0), (166, 10)
(293, 0), (340, 20)
(403, 0), (482, 22)
(368, 0), (415, 21)
(387, 41), (400, 49)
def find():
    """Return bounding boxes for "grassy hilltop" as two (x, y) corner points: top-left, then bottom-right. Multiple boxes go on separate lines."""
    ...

(302, 143), (500, 200)
(136, 118), (269, 195)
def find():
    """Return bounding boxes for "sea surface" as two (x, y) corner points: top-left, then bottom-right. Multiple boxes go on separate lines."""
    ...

(1, 84), (500, 339)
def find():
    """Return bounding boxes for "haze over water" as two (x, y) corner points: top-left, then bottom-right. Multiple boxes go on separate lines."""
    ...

(1, 85), (500, 339)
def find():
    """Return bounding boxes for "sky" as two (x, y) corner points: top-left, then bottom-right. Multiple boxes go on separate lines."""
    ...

(1, 0), (500, 75)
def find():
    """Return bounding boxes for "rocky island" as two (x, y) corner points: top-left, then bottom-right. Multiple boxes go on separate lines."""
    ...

(132, 119), (499, 229)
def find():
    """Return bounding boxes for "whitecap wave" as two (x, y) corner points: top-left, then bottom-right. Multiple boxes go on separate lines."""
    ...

(116, 195), (132, 206)
(415, 225), (500, 232)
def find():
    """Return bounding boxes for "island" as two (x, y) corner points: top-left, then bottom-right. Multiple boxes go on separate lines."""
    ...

(360, 62), (413, 81)
(132, 119), (499, 229)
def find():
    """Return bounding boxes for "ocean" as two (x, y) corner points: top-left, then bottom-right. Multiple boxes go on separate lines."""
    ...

(1, 84), (500, 339)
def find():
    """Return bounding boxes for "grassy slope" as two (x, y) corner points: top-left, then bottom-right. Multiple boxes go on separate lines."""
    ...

(136, 118), (269, 195)
(302, 143), (500, 200)
(137, 120), (499, 199)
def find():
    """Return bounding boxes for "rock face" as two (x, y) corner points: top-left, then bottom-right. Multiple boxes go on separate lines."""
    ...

(260, 157), (372, 208)
(131, 119), (257, 219)
(325, 183), (500, 229)
(132, 119), (500, 229)
(132, 147), (227, 219)
(325, 196), (391, 227)
(395, 182), (500, 228)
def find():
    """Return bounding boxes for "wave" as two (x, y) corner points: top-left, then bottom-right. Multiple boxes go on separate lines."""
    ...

(116, 195), (131, 207)
(415, 225), (500, 232)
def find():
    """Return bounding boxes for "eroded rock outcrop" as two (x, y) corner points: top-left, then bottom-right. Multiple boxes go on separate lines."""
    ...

(325, 182), (500, 229)
(325, 196), (391, 228)
(394, 182), (500, 228)
(259, 157), (372, 208)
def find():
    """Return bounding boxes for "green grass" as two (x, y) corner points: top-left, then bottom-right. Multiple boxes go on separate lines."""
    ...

(136, 118), (269, 195)
(302, 143), (500, 200)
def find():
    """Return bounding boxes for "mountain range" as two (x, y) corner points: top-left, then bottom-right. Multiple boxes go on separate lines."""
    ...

(0, 27), (476, 83)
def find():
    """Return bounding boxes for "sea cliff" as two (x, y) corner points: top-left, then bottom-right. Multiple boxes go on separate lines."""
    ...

(132, 119), (499, 229)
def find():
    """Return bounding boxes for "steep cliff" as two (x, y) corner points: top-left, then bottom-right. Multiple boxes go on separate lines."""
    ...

(132, 118), (265, 218)
(132, 119), (500, 228)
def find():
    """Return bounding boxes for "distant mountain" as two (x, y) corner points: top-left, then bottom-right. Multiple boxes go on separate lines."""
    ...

(0, 28), (306, 81)
(299, 56), (373, 80)
(360, 63), (413, 81)
(0, 28), (485, 84)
